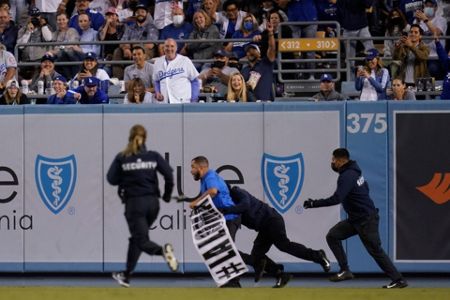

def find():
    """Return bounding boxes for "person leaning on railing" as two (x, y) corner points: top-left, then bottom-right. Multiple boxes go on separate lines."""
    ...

(388, 77), (416, 100)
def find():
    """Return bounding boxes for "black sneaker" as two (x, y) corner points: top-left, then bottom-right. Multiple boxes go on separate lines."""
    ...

(253, 257), (267, 283)
(383, 279), (408, 289)
(318, 249), (331, 272)
(112, 271), (130, 288)
(273, 273), (293, 288)
(329, 270), (354, 282)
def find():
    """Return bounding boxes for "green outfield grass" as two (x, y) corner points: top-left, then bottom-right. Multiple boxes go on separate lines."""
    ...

(1, 287), (450, 300)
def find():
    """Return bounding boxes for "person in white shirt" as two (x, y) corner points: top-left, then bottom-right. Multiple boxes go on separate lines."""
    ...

(153, 38), (200, 104)
(355, 49), (390, 101)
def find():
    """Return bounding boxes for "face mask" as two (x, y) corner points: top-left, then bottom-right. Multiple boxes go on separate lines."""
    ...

(243, 21), (253, 31)
(228, 62), (240, 70)
(424, 7), (435, 18)
(173, 15), (184, 26)
(248, 55), (257, 63)
(331, 162), (339, 173)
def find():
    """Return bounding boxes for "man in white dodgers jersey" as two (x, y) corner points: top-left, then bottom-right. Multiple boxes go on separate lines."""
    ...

(153, 38), (200, 104)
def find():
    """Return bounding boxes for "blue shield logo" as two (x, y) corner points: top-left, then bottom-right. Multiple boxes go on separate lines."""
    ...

(261, 153), (304, 214)
(35, 155), (77, 215)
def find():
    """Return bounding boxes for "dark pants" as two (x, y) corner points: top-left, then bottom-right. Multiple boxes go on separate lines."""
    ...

(326, 213), (402, 281)
(124, 196), (162, 274)
(251, 213), (322, 263)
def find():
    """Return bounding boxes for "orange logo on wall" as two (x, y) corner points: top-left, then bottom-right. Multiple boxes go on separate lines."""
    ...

(416, 173), (450, 205)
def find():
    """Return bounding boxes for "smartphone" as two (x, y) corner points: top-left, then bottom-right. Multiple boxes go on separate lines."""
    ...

(401, 31), (408, 37)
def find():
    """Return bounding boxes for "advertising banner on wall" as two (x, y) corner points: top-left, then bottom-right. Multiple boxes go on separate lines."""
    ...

(394, 111), (450, 261)
(262, 103), (342, 270)
(23, 106), (104, 271)
(103, 105), (185, 272)
(0, 108), (24, 271)
(346, 102), (389, 271)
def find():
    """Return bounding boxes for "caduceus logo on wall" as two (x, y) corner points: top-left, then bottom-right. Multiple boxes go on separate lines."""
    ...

(35, 155), (77, 215)
(261, 153), (304, 214)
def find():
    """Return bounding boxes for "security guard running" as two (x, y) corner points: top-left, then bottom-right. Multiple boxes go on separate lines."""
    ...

(107, 124), (178, 287)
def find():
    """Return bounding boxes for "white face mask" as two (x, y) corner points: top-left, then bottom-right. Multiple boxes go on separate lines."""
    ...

(173, 15), (184, 26)
(424, 7), (435, 18)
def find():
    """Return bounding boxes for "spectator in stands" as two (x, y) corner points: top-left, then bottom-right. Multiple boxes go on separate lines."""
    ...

(0, 42), (16, 91)
(0, 80), (30, 105)
(33, 1), (59, 30)
(48, 12), (81, 80)
(227, 53), (242, 72)
(217, 0), (247, 39)
(72, 52), (110, 92)
(225, 72), (256, 102)
(316, 0), (338, 38)
(355, 49), (389, 101)
(29, 53), (62, 94)
(47, 75), (77, 104)
(276, 0), (318, 80)
(17, 9), (53, 62)
(355, 48), (390, 101)
(112, 4), (159, 79)
(201, 0), (220, 24)
(254, 0), (279, 30)
(413, 0), (447, 79)
(78, 12), (101, 56)
(115, 0), (137, 24)
(435, 35), (450, 100)
(124, 45), (154, 90)
(89, 0), (114, 16)
(187, 0), (203, 22)
(73, 76), (109, 104)
(399, 0), (425, 24)
(186, 9), (220, 70)
(383, 8), (410, 78)
(198, 49), (239, 98)
(159, 7), (193, 54)
(256, 9), (293, 95)
(389, 77), (416, 100)
(226, 13), (261, 59)
(154, 0), (183, 30)
(393, 24), (430, 87)
(69, 0), (105, 35)
(124, 77), (154, 104)
(334, 0), (375, 71)
(312, 74), (347, 101)
(98, 7), (125, 76)
(153, 38), (200, 104)
(0, 7), (18, 53)
(241, 22), (276, 101)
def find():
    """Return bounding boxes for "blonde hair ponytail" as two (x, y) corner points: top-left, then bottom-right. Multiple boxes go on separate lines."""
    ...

(122, 124), (147, 157)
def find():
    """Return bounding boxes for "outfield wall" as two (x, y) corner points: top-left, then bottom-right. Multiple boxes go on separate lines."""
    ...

(0, 102), (449, 273)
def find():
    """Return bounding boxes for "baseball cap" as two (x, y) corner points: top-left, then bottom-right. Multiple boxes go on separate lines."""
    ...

(83, 77), (99, 87)
(365, 48), (379, 60)
(6, 80), (18, 89)
(320, 73), (333, 82)
(213, 49), (230, 58)
(41, 53), (55, 63)
(245, 43), (261, 54)
(105, 7), (118, 15)
(54, 75), (67, 83)
(424, 0), (437, 5)
(134, 4), (148, 11)
(84, 52), (97, 60)
(28, 6), (40, 16)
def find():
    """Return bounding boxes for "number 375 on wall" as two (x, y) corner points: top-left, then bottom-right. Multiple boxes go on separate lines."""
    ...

(347, 113), (387, 134)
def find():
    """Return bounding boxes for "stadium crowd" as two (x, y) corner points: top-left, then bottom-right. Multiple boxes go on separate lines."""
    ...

(0, 0), (448, 104)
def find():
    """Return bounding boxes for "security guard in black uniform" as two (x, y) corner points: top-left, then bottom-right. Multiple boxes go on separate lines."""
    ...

(222, 185), (331, 287)
(304, 148), (407, 289)
(107, 124), (178, 288)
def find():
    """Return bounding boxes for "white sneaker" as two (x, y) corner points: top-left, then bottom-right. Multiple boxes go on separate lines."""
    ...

(112, 271), (130, 288)
(163, 243), (178, 272)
